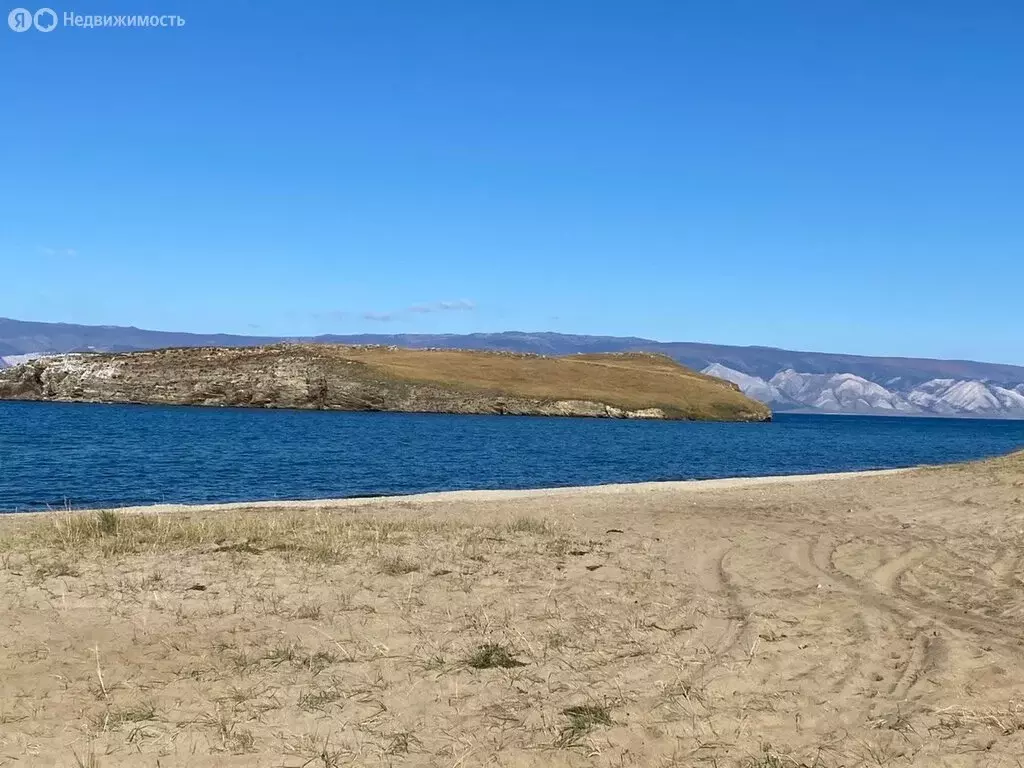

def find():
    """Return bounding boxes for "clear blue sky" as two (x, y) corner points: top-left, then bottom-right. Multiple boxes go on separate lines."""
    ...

(2, 1), (1022, 363)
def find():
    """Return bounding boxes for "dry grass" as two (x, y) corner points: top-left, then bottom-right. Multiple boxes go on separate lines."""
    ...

(2, 453), (1024, 766)
(338, 345), (767, 420)
(1, 506), (462, 562)
(558, 703), (613, 746)
(465, 642), (526, 670)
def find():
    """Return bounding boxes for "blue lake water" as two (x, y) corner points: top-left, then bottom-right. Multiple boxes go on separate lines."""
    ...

(1, 401), (1023, 512)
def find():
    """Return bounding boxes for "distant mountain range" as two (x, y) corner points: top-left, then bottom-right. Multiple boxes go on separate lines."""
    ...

(2, 317), (1023, 419)
(703, 364), (1024, 418)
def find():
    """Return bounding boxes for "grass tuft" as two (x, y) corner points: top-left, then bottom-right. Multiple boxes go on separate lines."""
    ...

(34, 557), (81, 579)
(558, 703), (613, 746)
(264, 643), (300, 666)
(263, 643), (338, 674)
(506, 516), (555, 535)
(385, 730), (419, 755)
(298, 685), (343, 712)
(293, 602), (323, 620)
(743, 749), (789, 768)
(96, 510), (120, 536)
(379, 554), (420, 576)
(90, 701), (158, 731)
(70, 747), (101, 768)
(291, 733), (346, 767)
(466, 643), (526, 670)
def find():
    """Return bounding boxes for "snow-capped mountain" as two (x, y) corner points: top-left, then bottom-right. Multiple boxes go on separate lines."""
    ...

(908, 379), (1024, 415)
(702, 365), (1024, 419)
(702, 363), (794, 406)
(770, 369), (918, 413)
(0, 353), (51, 368)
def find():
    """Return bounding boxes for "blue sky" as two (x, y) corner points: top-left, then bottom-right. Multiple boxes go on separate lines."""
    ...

(2, 1), (1022, 364)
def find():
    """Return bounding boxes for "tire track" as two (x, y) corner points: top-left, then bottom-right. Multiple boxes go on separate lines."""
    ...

(809, 535), (1020, 637)
(985, 549), (1024, 622)
(889, 629), (944, 702)
(788, 536), (938, 702)
(781, 539), (873, 696)
(681, 544), (757, 685)
(870, 546), (934, 594)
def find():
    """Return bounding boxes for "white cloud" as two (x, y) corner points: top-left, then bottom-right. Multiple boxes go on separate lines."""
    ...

(316, 300), (477, 324)
(408, 299), (476, 314)
(37, 246), (78, 257)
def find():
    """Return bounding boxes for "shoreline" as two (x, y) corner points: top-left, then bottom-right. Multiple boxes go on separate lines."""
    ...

(7, 397), (1024, 422)
(3, 466), (910, 517)
(3, 448), (1022, 765)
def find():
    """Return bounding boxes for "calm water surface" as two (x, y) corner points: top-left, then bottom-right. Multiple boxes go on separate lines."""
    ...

(1, 401), (1023, 512)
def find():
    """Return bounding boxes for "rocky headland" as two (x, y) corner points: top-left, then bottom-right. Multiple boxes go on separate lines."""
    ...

(0, 343), (772, 422)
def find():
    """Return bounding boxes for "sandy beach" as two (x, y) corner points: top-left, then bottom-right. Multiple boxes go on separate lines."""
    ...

(2, 452), (1023, 766)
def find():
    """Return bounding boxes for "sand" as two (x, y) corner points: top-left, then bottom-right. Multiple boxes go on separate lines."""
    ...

(1, 452), (1023, 766)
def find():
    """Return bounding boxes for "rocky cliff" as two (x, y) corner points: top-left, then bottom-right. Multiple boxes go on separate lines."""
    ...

(0, 344), (772, 422)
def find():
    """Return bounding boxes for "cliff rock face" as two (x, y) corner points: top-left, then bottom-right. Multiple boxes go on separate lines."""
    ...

(0, 344), (772, 422)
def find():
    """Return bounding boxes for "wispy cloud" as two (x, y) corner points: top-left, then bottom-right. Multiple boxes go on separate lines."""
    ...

(314, 300), (477, 325)
(408, 299), (476, 314)
(37, 246), (78, 257)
